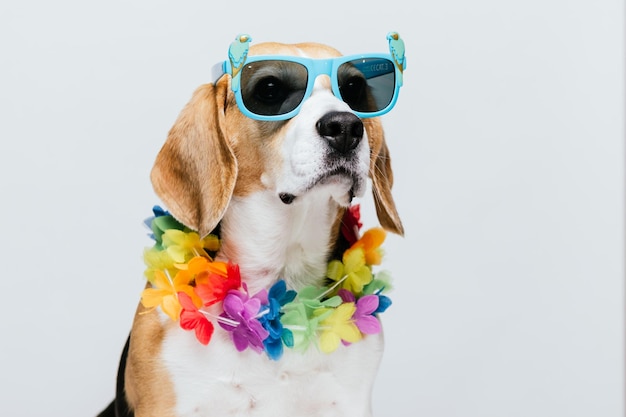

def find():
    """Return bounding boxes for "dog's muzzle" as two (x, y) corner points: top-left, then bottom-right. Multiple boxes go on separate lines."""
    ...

(278, 110), (367, 206)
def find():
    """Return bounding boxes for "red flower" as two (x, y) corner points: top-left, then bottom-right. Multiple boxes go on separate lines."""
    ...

(195, 262), (242, 307)
(341, 204), (363, 245)
(178, 292), (214, 345)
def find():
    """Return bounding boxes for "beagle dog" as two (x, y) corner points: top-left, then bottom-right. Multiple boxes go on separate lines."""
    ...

(99, 32), (406, 417)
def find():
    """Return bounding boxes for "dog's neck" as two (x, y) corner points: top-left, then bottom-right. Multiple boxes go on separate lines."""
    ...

(217, 189), (346, 295)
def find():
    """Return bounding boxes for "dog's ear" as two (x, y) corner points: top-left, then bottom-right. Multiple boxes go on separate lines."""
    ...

(151, 81), (237, 237)
(365, 118), (404, 236)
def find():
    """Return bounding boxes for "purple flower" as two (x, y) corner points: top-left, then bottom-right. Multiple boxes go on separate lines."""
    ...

(338, 289), (356, 304)
(353, 295), (381, 335)
(219, 285), (269, 353)
(337, 289), (381, 335)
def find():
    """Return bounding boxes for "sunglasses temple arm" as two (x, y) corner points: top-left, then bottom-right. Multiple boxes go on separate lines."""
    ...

(210, 61), (228, 84)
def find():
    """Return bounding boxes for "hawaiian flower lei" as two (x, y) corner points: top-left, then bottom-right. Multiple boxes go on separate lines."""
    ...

(140, 205), (393, 361)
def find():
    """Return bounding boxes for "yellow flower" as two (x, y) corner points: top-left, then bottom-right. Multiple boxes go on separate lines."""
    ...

(327, 248), (372, 295)
(326, 227), (387, 295)
(143, 247), (177, 283)
(140, 270), (200, 321)
(161, 230), (220, 263)
(317, 303), (362, 353)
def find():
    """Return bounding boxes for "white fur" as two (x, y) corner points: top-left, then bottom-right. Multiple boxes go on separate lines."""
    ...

(162, 319), (383, 417)
(219, 189), (340, 293)
(274, 88), (370, 203)
(160, 70), (383, 417)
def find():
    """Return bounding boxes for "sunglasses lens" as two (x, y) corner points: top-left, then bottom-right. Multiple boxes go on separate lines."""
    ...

(338, 58), (396, 113)
(240, 60), (308, 117)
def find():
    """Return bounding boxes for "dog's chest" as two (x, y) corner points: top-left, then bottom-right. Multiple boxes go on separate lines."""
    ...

(160, 327), (383, 417)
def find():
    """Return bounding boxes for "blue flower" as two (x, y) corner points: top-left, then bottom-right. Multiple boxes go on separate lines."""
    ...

(259, 280), (296, 360)
(374, 293), (392, 314)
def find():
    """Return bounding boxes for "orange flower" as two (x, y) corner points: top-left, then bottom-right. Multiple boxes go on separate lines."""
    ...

(195, 262), (242, 307)
(349, 227), (386, 266)
(177, 256), (228, 278)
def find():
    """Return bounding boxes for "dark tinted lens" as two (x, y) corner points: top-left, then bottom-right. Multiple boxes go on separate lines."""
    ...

(240, 60), (308, 116)
(338, 58), (395, 113)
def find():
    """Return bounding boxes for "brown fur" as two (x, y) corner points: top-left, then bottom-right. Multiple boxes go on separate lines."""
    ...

(125, 302), (177, 416)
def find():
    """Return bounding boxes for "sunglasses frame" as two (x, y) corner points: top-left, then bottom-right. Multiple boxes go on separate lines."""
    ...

(211, 33), (406, 121)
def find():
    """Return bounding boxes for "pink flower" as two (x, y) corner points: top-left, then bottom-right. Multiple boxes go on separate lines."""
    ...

(338, 289), (381, 335)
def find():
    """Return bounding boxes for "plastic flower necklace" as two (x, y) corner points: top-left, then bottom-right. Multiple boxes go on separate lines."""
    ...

(140, 204), (393, 361)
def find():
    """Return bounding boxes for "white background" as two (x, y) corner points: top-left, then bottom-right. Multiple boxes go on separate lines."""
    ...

(1, 1), (623, 416)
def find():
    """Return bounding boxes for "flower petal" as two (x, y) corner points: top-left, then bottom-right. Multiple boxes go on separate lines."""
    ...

(331, 303), (357, 324)
(161, 295), (182, 321)
(140, 288), (167, 308)
(337, 323), (362, 343)
(326, 260), (345, 282)
(268, 280), (286, 301)
(355, 295), (379, 316)
(232, 330), (250, 352)
(194, 318), (214, 345)
(166, 246), (187, 263)
(242, 298), (262, 320)
(345, 268), (372, 294)
(356, 315), (381, 335)
(375, 295), (392, 313)
(264, 337), (284, 360)
(341, 204), (362, 245)
(152, 270), (173, 290)
(282, 329), (294, 348)
(201, 234), (221, 252)
(357, 227), (386, 251)
(343, 247), (365, 273)
(338, 289), (355, 303)
(223, 293), (245, 317)
(248, 320), (270, 348)
(319, 331), (341, 353)
(173, 270), (193, 287)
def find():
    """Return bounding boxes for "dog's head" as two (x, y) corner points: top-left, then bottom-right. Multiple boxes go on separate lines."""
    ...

(151, 33), (405, 238)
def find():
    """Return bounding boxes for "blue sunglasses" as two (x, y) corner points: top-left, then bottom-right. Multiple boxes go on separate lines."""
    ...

(211, 32), (406, 121)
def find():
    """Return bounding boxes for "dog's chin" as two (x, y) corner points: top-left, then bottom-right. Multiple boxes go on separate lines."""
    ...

(279, 172), (365, 207)
(320, 173), (364, 206)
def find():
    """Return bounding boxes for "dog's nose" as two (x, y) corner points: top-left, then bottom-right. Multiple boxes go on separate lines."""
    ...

(316, 111), (364, 154)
